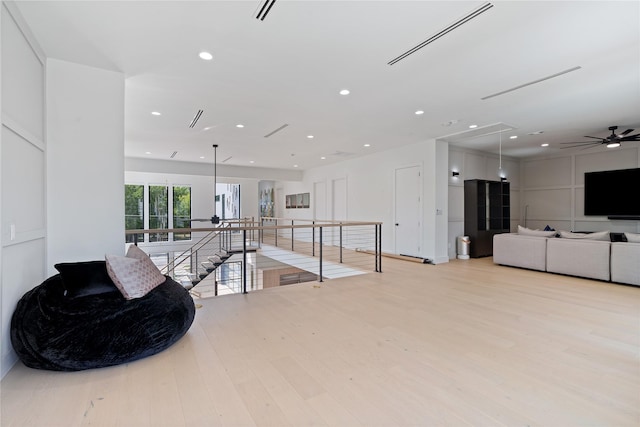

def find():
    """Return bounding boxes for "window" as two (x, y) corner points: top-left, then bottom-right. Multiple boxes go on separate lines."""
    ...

(173, 186), (191, 241)
(149, 185), (168, 242)
(125, 184), (193, 243)
(125, 185), (144, 243)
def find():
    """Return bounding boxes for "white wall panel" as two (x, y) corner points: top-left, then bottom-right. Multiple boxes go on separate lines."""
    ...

(1, 3), (46, 379)
(574, 147), (639, 185)
(510, 190), (520, 227)
(1, 127), (45, 236)
(524, 188), (572, 220)
(463, 152), (487, 180)
(522, 148), (639, 233)
(574, 220), (639, 233)
(47, 59), (125, 270)
(448, 185), (464, 222)
(523, 156), (572, 188)
(1, 239), (45, 374)
(1, 8), (44, 140)
(448, 149), (463, 184)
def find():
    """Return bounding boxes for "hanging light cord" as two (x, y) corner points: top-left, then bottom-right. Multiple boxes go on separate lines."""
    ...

(499, 127), (502, 171)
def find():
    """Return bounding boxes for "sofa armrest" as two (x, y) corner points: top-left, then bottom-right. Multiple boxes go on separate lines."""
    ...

(493, 233), (548, 271)
(611, 242), (640, 286)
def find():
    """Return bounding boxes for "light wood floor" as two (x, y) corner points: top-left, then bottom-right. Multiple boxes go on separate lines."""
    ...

(2, 257), (639, 426)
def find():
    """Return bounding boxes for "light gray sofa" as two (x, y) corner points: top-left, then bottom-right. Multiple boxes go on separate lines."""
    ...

(492, 233), (548, 272)
(611, 242), (640, 286)
(546, 238), (611, 281)
(493, 233), (639, 286)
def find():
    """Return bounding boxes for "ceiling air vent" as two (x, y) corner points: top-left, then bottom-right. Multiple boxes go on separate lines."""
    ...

(481, 66), (582, 100)
(437, 122), (515, 144)
(256, 0), (276, 21)
(388, 2), (493, 66)
(189, 110), (203, 128)
(170, 151), (178, 159)
(264, 124), (289, 138)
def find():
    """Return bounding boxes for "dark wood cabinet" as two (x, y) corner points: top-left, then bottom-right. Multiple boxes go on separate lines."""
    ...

(464, 179), (510, 258)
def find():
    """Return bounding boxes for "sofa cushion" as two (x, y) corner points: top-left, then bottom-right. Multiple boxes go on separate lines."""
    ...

(517, 225), (556, 237)
(546, 238), (611, 281)
(611, 242), (640, 286)
(558, 230), (610, 241)
(493, 233), (547, 271)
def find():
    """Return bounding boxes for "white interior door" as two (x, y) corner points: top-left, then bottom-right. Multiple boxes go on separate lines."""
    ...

(395, 166), (421, 257)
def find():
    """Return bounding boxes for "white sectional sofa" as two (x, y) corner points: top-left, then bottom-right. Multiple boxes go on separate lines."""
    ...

(611, 242), (640, 286)
(546, 238), (611, 282)
(493, 230), (640, 286)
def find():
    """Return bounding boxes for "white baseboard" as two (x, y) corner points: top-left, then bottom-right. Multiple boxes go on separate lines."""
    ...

(1, 349), (18, 380)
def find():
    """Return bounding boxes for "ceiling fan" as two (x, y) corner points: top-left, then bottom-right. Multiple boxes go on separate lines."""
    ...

(561, 126), (640, 150)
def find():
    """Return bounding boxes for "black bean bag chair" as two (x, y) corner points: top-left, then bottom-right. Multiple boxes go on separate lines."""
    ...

(10, 262), (195, 371)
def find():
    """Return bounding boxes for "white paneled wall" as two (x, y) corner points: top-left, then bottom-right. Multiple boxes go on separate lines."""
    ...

(448, 146), (520, 260)
(521, 144), (640, 233)
(1, 3), (46, 378)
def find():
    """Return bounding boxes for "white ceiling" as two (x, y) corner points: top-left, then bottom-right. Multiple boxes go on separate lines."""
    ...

(14, 0), (640, 171)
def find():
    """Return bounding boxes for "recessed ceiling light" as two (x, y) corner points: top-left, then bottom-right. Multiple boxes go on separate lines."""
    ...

(249, 160), (255, 164)
(529, 130), (544, 135)
(364, 144), (371, 147)
(307, 135), (314, 139)
(145, 151), (152, 154)
(203, 126), (212, 131)
(339, 89), (350, 95)
(293, 164), (299, 168)
(199, 51), (213, 61)
(151, 112), (161, 116)
(541, 143), (549, 147)
(510, 135), (518, 139)
(236, 124), (244, 128)
(415, 110), (424, 115)
(320, 156), (326, 160)
(469, 124), (478, 129)
(199, 156), (205, 159)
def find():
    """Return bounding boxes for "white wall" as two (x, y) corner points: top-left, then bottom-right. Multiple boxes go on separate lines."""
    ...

(276, 139), (450, 264)
(46, 59), (125, 268)
(448, 146), (520, 260)
(1, 2), (46, 378)
(521, 144), (640, 233)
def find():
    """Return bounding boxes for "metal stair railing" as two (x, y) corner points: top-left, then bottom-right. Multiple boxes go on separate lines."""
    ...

(125, 218), (383, 298)
(162, 222), (232, 285)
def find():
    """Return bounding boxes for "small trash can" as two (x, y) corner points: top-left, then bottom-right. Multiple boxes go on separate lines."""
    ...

(457, 236), (470, 260)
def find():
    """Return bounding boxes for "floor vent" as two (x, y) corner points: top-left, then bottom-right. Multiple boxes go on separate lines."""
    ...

(388, 2), (493, 66)
(189, 110), (203, 128)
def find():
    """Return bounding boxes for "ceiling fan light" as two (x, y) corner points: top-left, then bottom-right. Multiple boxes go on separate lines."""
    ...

(606, 142), (621, 148)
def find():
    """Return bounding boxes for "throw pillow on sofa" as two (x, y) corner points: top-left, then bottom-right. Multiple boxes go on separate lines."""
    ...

(54, 261), (120, 298)
(558, 230), (610, 241)
(517, 225), (556, 237)
(624, 232), (640, 243)
(105, 245), (166, 299)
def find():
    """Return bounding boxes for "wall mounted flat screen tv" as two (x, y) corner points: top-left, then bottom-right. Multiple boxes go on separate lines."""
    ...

(584, 168), (640, 218)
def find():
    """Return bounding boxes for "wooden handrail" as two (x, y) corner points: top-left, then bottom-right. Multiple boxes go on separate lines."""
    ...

(125, 220), (382, 235)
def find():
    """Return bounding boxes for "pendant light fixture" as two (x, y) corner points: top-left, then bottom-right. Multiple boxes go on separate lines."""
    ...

(211, 144), (220, 224)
